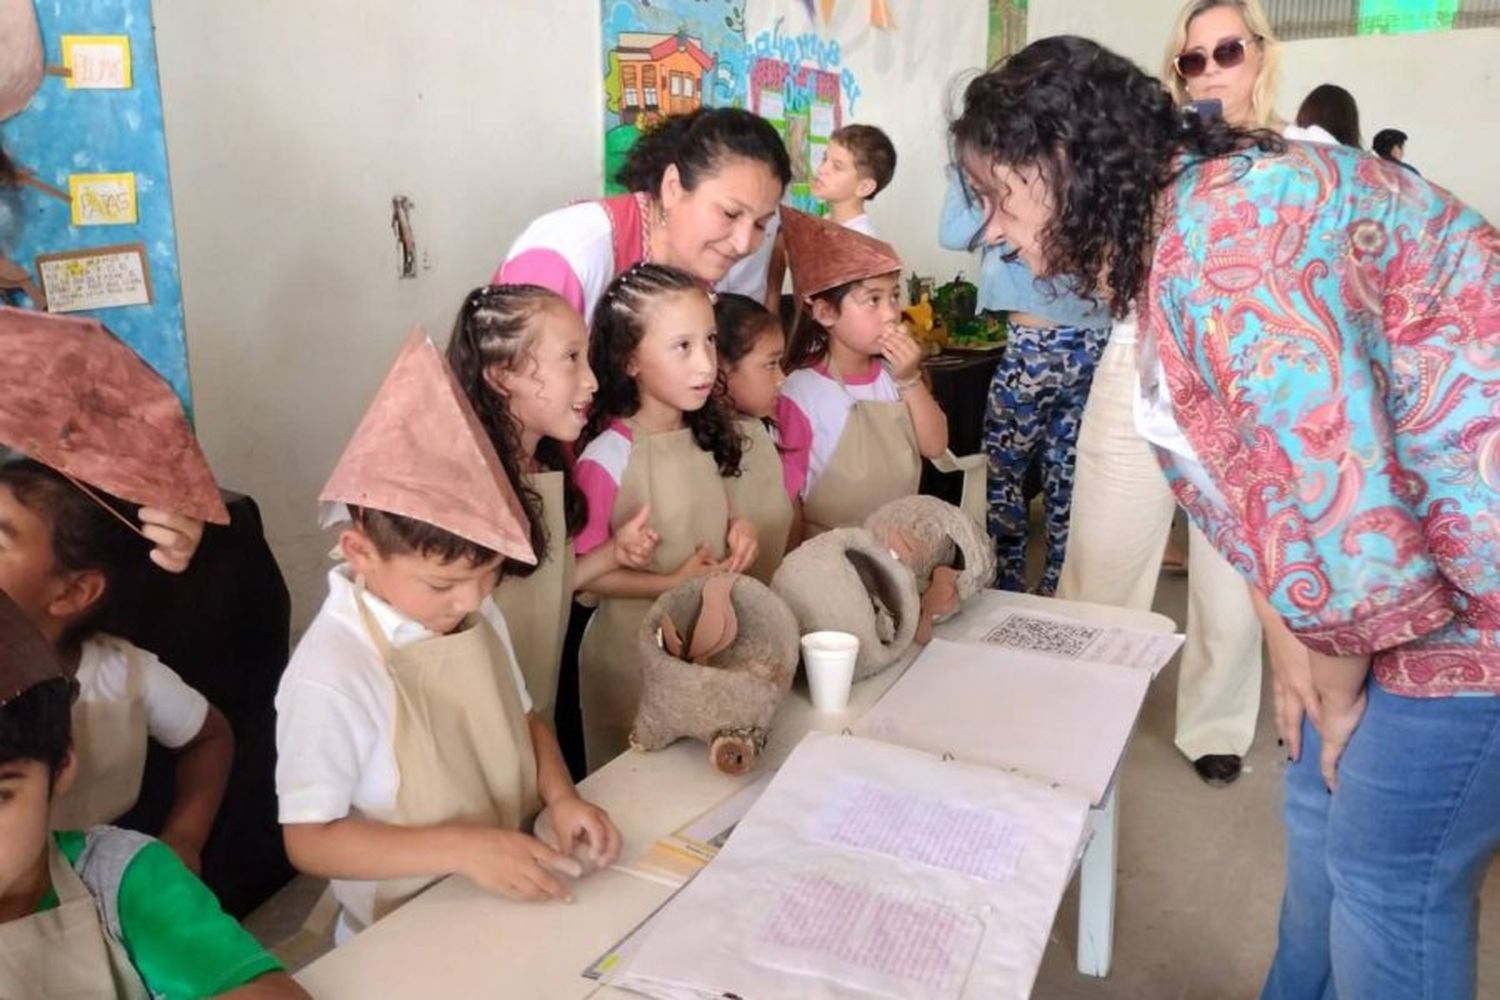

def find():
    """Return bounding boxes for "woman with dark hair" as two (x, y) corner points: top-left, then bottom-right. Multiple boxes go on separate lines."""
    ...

(952, 34), (1498, 999)
(495, 108), (791, 324)
(1294, 82), (1361, 148)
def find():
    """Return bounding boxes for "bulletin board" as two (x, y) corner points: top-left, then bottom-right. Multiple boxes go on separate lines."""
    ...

(748, 57), (842, 215)
(0, 0), (191, 406)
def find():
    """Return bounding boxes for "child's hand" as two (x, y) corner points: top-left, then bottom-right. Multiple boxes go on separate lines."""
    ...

(138, 508), (205, 573)
(878, 328), (924, 384)
(672, 545), (722, 586)
(723, 518), (760, 575)
(546, 794), (622, 870)
(459, 828), (582, 903)
(613, 505), (661, 571)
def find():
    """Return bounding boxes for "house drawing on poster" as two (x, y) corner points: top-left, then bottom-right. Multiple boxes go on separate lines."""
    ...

(608, 30), (714, 125)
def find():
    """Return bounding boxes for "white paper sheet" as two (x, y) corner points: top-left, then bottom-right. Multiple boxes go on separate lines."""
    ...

(610, 733), (1090, 1000)
(811, 778), (1027, 884)
(853, 637), (1151, 806)
(947, 603), (1183, 676)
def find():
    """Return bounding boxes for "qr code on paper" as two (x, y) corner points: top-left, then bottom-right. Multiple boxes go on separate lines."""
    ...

(981, 614), (1101, 658)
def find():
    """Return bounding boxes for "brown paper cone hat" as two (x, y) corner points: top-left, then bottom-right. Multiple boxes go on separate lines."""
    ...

(0, 590), (64, 707)
(0, 306), (229, 525)
(319, 327), (537, 565)
(780, 206), (903, 301)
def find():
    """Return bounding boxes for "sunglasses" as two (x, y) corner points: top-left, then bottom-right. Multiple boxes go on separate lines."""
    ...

(1173, 36), (1259, 79)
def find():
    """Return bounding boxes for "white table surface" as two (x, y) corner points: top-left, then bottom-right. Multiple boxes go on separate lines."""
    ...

(297, 591), (1176, 998)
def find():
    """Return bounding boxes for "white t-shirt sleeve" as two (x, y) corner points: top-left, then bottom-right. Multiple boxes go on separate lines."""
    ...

(275, 676), (378, 824)
(136, 649), (210, 749)
(479, 601), (534, 714)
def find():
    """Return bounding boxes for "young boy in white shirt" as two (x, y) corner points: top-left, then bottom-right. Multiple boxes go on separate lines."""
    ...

(275, 331), (620, 943)
(810, 123), (898, 237)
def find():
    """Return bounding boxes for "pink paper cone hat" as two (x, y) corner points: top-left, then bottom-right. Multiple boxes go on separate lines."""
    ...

(780, 206), (903, 301)
(319, 327), (537, 565)
(0, 306), (228, 525)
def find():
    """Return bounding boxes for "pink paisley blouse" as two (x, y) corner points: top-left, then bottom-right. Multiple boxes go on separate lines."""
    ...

(1146, 141), (1499, 697)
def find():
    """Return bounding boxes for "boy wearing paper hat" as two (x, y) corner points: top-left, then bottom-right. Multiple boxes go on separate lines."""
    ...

(0, 306), (233, 869)
(0, 592), (305, 998)
(275, 330), (620, 943)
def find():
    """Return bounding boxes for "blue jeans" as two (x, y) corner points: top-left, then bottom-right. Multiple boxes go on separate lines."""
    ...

(1262, 682), (1500, 999)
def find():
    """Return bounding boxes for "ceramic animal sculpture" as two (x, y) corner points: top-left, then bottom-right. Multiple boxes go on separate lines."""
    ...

(865, 495), (996, 642)
(632, 573), (800, 776)
(770, 527), (921, 681)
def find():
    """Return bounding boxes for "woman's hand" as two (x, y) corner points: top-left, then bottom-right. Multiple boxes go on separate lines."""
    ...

(1249, 585), (1320, 760)
(1316, 685), (1367, 792)
(138, 508), (204, 573)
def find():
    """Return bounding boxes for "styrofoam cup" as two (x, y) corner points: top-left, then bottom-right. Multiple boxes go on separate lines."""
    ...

(801, 631), (859, 712)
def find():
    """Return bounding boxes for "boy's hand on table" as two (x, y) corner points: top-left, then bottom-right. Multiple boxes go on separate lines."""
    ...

(547, 793), (622, 870)
(460, 829), (582, 903)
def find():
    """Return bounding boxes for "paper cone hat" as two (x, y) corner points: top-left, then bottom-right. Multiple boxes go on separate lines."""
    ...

(319, 328), (537, 565)
(0, 307), (229, 525)
(780, 207), (903, 301)
(0, 590), (65, 707)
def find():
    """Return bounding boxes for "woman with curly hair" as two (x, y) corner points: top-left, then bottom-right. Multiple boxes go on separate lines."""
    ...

(495, 108), (791, 325)
(953, 33), (1498, 999)
(1062, 0), (1290, 790)
(570, 263), (759, 769)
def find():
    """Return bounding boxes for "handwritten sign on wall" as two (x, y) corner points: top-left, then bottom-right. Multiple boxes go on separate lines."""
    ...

(69, 172), (138, 226)
(36, 243), (153, 312)
(61, 35), (133, 90)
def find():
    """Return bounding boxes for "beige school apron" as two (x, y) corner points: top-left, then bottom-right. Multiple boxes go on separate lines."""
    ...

(0, 839), (149, 999)
(726, 417), (794, 584)
(51, 648), (149, 830)
(577, 426), (729, 772)
(493, 470), (576, 721)
(802, 390), (922, 535)
(334, 586), (540, 933)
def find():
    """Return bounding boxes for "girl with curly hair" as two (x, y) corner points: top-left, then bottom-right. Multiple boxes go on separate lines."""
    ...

(571, 263), (759, 769)
(446, 284), (660, 721)
(953, 34), (1498, 998)
(495, 108), (791, 324)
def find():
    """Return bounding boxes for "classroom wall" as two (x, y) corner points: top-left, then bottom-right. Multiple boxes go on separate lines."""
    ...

(155, 1), (988, 628)
(153, 1), (604, 624)
(742, 0), (987, 281)
(1026, 2), (1500, 222)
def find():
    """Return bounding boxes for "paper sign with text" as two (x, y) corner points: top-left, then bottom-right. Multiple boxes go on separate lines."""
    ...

(36, 243), (153, 312)
(69, 173), (138, 226)
(61, 35), (133, 89)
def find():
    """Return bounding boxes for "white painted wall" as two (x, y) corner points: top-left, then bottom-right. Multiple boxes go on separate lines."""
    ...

(153, 1), (603, 624)
(743, 0), (987, 283)
(1027, 2), (1499, 222)
(154, 0), (988, 627)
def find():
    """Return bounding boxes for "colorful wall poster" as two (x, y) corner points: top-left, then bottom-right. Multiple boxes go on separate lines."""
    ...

(0, 1), (191, 406)
(748, 56), (841, 214)
(600, 0), (751, 193)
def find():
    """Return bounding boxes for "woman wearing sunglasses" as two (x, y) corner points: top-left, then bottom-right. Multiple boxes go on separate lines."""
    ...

(957, 32), (1498, 1000)
(1060, 0), (1285, 791)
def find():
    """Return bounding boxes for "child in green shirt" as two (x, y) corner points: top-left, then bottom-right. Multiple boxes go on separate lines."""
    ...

(0, 592), (306, 999)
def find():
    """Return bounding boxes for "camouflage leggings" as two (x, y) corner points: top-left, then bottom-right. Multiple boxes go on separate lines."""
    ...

(984, 322), (1110, 595)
